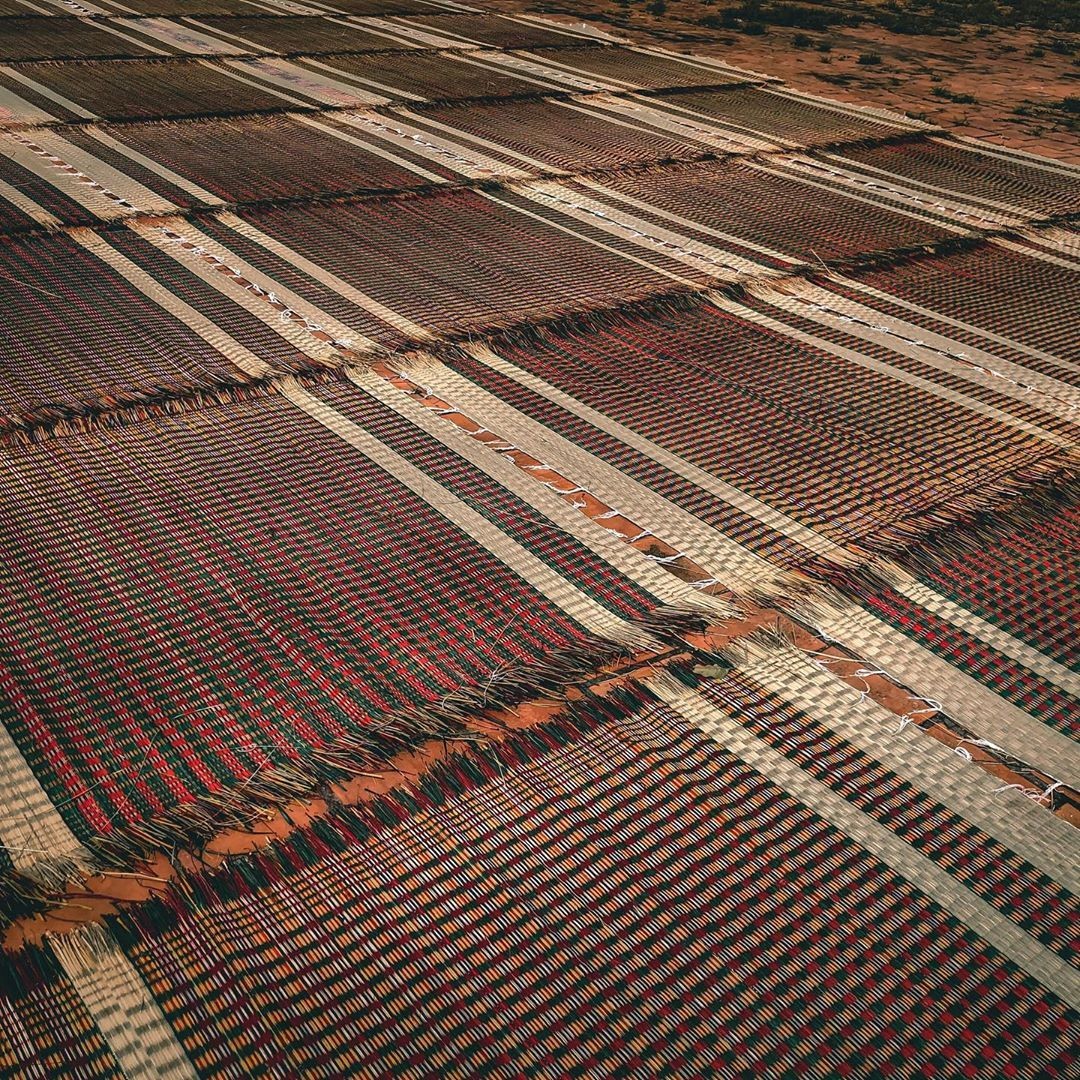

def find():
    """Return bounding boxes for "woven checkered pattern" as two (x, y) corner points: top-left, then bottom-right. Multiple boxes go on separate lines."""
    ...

(575, 158), (955, 265)
(77, 112), (456, 206)
(831, 139), (1080, 219)
(301, 48), (544, 102)
(0, 949), (124, 1078)
(0, 58), (291, 121)
(4, 688), (1065, 1079)
(0, 384), (684, 854)
(841, 245), (1080, 374)
(404, 96), (715, 173)
(382, 12), (594, 49)
(447, 299), (1060, 567)
(0, 18), (158, 62)
(223, 190), (674, 339)
(0, 229), (289, 431)
(0, 4), (1077, 1076)
(186, 16), (422, 55)
(514, 44), (757, 89)
(653, 85), (913, 146)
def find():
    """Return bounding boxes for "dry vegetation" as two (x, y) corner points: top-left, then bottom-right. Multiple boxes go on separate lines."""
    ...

(486, 0), (1080, 161)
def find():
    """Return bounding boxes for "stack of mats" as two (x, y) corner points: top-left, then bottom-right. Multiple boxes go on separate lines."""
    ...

(0, 2), (1076, 1077)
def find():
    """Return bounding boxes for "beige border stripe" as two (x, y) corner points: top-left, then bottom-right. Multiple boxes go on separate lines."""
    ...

(128, 221), (342, 367)
(819, 149), (1034, 223)
(343, 364), (733, 619)
(833, 272), (1080, 374)
(215, 211), (434, 339)
(521, 181), (758, 281)
(0, 66), (97, 120)
(3, 129), (180, 218)
(401, 354), (796, 596)
(652, 674), (1080, 1010)
(466, 343), (855, 566)
(707, 292), (1072, 447)
(279, 380), (660, 651)
(748, 278), (1080, 414)
(128, 216), (380, 354)
(51, 925), (197, 1080)
(0, 704), (87, 877)
(815, 605), (1080, 778)
(79, 126), (224, 206)
(70, 230), (272, 377)
(893, 577), (1080, 696)
(737, 645), (1080, 891)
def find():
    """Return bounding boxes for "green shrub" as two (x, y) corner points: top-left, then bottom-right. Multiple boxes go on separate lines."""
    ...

(857, 52), (883, 65)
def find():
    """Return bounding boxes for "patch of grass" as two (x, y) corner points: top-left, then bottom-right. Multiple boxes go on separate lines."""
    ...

(857, 51), (883, 65)
(793, 32), (813, 47)
(931, 86), (978, 103)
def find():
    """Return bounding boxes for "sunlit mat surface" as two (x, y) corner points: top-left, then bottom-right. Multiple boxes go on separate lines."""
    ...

(0, 2), (1077, 1077)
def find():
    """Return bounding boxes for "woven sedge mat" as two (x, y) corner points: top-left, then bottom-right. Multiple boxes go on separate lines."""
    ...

(398, 95), (716, 174)
(379, 12), (598, 51)
(0, 58), (291, 122)
(837, 244), (1080, 376)
(60, 112), (459, 209)
(441, 296), (1069, 573)
(730, 286), (1080, 447)
(212, 189), (675, 341)
(0, 381), (712, 880)
(513, 44), (759, 90)
(2, 679), (1074, 1079)
(645, 85), (913, 148)
(0, 227), (322, 433)
(89, 0), (295, 14)
(183, 16), (425, 56)
(687, 662), (1078, 955)
(0, 18), (160, 63)
(0, 149), (104, 234)
(298, 48), (545, 103)
(830, 139), (1080, 220)
(564, 158), (956, 266)
(835, 482), (1080, 741)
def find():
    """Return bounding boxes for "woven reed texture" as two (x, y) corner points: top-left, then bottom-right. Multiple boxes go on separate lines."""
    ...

(0, 58), (292, 121)
(0, 18), (159, 62)
(75, 112), (457, 206)
(846, 486), (1080, 739)
(382, 13), (597, 49)
(840, 245), (1080, 373)
(0, 6), (1078, 1076)
(4, 688), (1073, 1079)
(0, 149), (101, 232)
(694, 666), (1077, 953)
(653, 85), (914, 146)
(446, 299), (1065, 569)
(0, 383), (687, 853)
(573, 159), (956, 264)
(0, 229), (303, 430)
(829, 139), (1080, 219)
(515, 44), (758, 88)
(404, 96), (716, 173)
(184, 16), (424, 55)
(89, 0), (296, 13)
(220, 190), (675, 339)
(305, 48), (545, 101)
